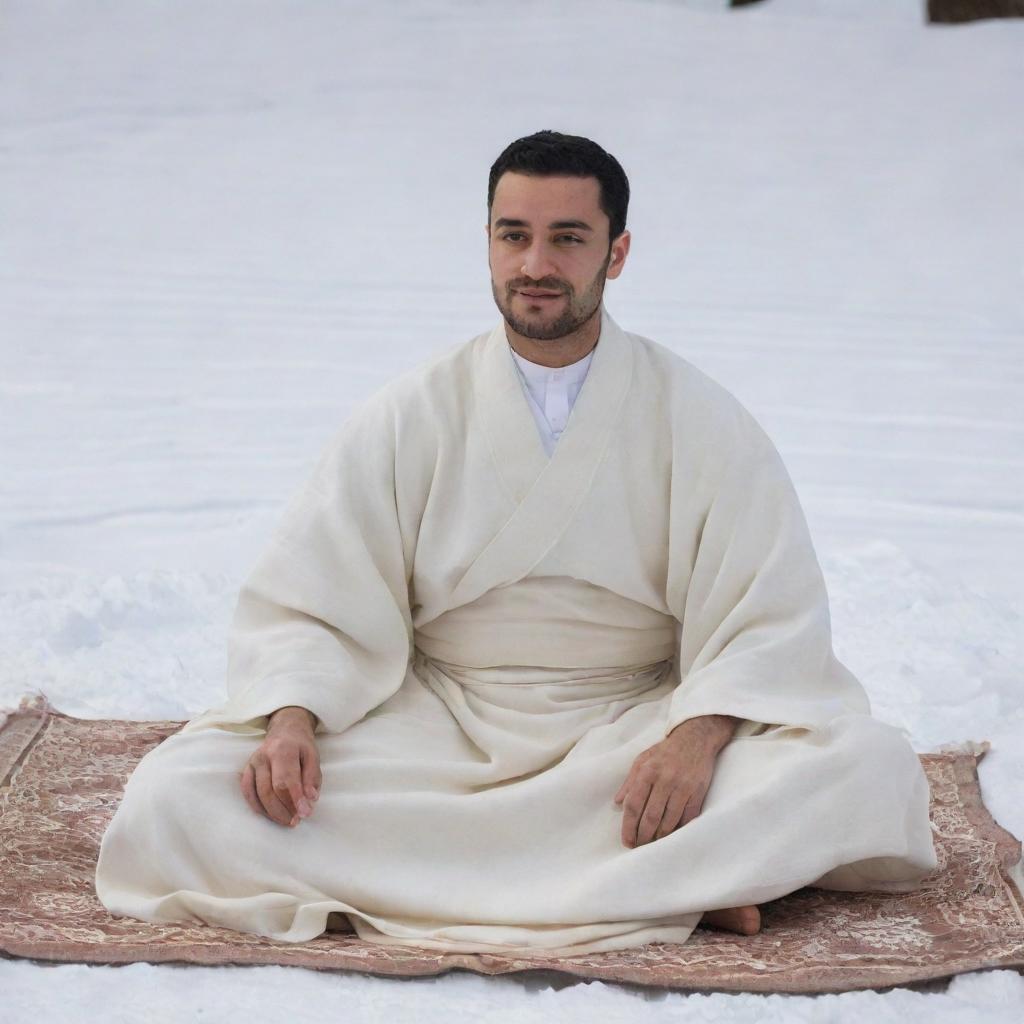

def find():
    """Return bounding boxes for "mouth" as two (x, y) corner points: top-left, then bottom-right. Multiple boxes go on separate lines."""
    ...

(517, 290), (564, 301)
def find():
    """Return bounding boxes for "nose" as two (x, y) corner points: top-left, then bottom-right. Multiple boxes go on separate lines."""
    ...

(519, 239), (558, 282)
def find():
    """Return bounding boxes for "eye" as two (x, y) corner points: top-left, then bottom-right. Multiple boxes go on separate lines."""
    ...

(557, 235), (583, 244)
(501, 232), (526, 242)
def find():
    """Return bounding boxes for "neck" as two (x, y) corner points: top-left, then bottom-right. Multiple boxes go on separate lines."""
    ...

(504, 307), (601, 367)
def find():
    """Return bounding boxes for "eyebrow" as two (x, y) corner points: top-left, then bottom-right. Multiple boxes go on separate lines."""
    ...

(493, 217), (594, 232)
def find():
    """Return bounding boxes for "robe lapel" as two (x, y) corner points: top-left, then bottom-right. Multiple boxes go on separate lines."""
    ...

(447, 304), (634, 610)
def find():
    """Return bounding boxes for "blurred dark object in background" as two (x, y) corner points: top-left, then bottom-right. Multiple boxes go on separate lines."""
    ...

(929, 0), (1024, 20)
(728, 0), (1023, 21)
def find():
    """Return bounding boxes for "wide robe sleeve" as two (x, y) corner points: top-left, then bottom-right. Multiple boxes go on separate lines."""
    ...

(663, 397), (870, 739)
(183, 394), (415, 737)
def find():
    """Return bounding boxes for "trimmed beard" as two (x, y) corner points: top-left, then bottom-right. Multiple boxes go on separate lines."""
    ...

(492, 250), (611, 342)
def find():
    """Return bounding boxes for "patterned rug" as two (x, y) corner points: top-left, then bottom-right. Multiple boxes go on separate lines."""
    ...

(1, 692), (1022, 994)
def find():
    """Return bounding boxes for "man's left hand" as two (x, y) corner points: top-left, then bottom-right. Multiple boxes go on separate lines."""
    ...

(614, 714), (737, 848)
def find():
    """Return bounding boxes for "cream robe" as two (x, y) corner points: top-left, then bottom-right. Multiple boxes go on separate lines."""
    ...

(94, 305), (938, 956)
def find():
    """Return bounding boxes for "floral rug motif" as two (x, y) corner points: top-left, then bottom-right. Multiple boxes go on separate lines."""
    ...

(1, 692), (1022, 993)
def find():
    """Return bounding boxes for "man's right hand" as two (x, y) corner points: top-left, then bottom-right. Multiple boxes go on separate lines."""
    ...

(240, 705), (322, 828)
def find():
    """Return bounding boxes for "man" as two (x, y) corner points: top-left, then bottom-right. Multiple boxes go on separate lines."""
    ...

(95, 131), (937, 955)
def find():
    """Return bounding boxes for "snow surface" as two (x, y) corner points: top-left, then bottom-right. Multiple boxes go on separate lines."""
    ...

(1, 0), (1022, 1018)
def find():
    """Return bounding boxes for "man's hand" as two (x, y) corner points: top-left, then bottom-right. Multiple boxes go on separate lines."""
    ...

(614, 714), (737, 848)
(240, 706), (322, 828)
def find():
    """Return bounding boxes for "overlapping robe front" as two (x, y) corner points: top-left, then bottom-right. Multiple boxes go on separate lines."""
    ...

(94, 305), (938, 955)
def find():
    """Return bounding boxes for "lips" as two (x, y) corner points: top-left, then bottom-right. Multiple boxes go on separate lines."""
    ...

(518, 290), (563, 298)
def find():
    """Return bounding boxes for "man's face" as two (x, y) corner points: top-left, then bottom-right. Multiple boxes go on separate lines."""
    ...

(487, 172), (629, 342)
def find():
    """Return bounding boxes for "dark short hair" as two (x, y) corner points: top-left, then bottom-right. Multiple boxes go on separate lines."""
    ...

(487, 130), (630, 246)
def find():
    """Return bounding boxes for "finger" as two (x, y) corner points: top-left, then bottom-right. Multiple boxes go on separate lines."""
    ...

(681, 788), (708, 827)
(679, 774), (712, 827)
(635, 781), (672, 847)
(615, 752), (649, 805)
(244, 758), (278, 822)
(299, 757), (320, 810)
(654, 787), (690, 840)
(270, 755), (310, 822)
(240, 763), (266, 820)
(254, 759), (297, 827)
(300, 746), (322, 803)
(621, 779), (653, 848)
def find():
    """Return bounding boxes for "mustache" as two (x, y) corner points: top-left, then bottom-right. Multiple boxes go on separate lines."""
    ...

(510, 282), (569, 293)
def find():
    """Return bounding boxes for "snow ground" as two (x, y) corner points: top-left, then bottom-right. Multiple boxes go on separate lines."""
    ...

(1, 0), (1022, 1019)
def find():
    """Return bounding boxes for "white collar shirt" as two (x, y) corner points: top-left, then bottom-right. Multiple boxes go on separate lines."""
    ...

(507, 343), (596, 458)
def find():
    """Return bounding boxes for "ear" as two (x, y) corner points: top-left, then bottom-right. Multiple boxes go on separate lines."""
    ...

(606, 230), (631, 280)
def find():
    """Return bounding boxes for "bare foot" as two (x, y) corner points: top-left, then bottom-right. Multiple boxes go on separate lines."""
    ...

(699, 904), (761, 935)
